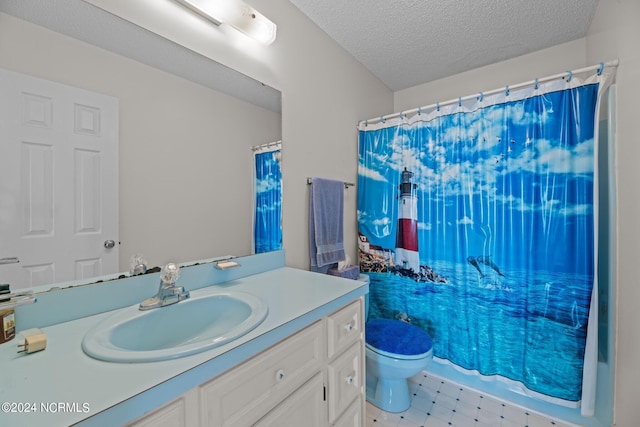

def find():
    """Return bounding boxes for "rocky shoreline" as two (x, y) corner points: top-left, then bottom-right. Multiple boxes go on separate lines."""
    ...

(359, 251), (448, 284)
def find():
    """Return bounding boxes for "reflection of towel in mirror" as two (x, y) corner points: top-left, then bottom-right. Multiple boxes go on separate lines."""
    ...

(309, 177), (345, 273)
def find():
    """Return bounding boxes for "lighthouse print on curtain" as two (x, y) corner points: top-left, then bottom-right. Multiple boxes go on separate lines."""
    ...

(357, 74), (608, 405)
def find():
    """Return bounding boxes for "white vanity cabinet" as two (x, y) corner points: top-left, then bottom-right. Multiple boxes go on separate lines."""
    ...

(125, 297), (365, 427)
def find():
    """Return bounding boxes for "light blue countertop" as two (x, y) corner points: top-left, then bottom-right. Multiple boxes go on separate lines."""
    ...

(0, 265), (367, 427)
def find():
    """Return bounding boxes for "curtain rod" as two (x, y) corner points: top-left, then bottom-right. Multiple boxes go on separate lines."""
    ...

(359, 59), (619, 127)
(307, 177), (354, 188)
(251, 140), (281, 151)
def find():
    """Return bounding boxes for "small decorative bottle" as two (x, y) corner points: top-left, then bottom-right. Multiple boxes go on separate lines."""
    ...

(0, 284), (16, 344)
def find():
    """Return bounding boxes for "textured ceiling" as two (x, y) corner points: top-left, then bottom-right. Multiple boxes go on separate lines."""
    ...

(289, 0), (600, 91)
(0, 0), (281, 112)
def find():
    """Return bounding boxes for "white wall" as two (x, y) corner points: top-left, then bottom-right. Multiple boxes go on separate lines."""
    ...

(0, 13), (282, 270)
(394, 38), (588, 112)
(586, 1), (640, 426)
(248, 0), (394, 269)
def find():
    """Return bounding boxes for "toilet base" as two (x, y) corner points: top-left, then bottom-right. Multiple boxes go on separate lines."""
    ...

(366, 374), (411, 413)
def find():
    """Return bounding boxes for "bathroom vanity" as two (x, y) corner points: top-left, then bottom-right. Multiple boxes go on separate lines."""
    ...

(127, 299), (363, 427)
(0, 251), (368, 427)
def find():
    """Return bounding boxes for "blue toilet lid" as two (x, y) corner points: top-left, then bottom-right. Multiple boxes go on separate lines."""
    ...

(366, 318), (433, 356)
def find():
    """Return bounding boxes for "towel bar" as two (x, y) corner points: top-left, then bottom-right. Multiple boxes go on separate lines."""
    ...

(306, 177), (354, 188)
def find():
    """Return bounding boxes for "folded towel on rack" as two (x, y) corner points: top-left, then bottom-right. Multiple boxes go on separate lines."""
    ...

(309, 177), (345, 272)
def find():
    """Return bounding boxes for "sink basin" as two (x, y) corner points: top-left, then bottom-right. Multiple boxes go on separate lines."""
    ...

(82, 288), (268, 362)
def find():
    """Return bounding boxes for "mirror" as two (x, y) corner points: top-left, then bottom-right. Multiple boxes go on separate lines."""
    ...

(0, 0), (282, 291)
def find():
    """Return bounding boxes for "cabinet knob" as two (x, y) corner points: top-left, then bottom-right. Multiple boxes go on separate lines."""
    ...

(344, 322), (354, 332)
(345, 375), (354, 385)
(275, 369), (285, 381)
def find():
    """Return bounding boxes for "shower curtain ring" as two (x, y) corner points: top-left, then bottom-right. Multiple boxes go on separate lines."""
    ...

(534, 78), (539, 90)
(565, 70), (573, 82)
(418, 107), (422, 115)
(478, 92), (484, 102)
(436, 102), (440, 112)
(597, 62), (605, 75)
(505, 85), (510, 96)
(458, 97), (462, 107)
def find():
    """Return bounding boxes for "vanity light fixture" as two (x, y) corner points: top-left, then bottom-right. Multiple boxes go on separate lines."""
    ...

(173, 0), (277, 45)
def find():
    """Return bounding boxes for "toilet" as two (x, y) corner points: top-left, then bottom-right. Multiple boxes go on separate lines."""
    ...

(359, 274), (434, 413)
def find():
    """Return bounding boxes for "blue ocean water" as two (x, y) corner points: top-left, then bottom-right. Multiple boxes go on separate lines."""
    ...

(366, 259), (592, 402)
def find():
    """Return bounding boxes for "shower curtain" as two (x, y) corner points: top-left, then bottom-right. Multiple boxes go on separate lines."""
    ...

(358, 67), (614, 411)
(253, 144), (282, 253)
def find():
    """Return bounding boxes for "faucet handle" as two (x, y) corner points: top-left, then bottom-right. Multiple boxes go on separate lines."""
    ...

(174, 286), (189, 298)
(160, 263), (180, 284)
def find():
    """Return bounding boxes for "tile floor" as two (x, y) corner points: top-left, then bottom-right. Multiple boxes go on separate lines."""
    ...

(365, 372), (579, 427)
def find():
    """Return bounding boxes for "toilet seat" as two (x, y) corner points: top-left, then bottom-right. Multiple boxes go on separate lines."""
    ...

(365, 318), (433, 360)
(366, 343), (433, 360)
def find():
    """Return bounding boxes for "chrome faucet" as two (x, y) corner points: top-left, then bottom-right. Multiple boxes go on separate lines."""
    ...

(139, 263), (190, 310)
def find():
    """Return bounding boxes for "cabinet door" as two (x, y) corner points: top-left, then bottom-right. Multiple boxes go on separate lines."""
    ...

(125, 389), (198, 427)
(327, 300), (362, 359)
(327, 342), (363, 423)
(254, 373), (326, 427)
(332, 397), (362, 427)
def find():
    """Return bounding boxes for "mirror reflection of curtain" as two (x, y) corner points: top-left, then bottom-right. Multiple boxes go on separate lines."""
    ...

(253, 142), (282, 253)
(357, 65), (615, 412)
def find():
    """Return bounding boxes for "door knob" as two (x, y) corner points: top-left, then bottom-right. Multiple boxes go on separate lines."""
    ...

(104, 240), (116, 249)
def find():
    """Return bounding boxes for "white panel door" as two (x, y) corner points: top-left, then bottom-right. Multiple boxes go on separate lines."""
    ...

(0, 68), (119, 290)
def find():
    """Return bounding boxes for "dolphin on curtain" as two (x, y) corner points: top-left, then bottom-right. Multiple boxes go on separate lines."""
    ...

(467, 255), (506, 277)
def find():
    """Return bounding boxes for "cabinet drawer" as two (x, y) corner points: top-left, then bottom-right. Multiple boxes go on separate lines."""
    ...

(327, 299), (362, 359)
(327, 341), (363, 423)
(200, 320), (324, 426)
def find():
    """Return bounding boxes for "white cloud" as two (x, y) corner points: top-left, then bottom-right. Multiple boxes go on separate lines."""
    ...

(372, 217), (392, 226)
(559, 204), (592, 216)
(457, 216), (474, 225)
(358, 166), (387, 182)
(256, 177), (280, 194)
(256, 202), (280, 213)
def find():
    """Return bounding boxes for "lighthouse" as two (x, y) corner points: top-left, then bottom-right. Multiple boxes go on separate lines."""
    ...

(395, 167), (420, 273)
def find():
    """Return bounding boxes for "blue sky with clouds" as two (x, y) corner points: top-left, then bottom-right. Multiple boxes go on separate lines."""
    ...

(358, 85), (599, 274)
(254, 150), (282, 253)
